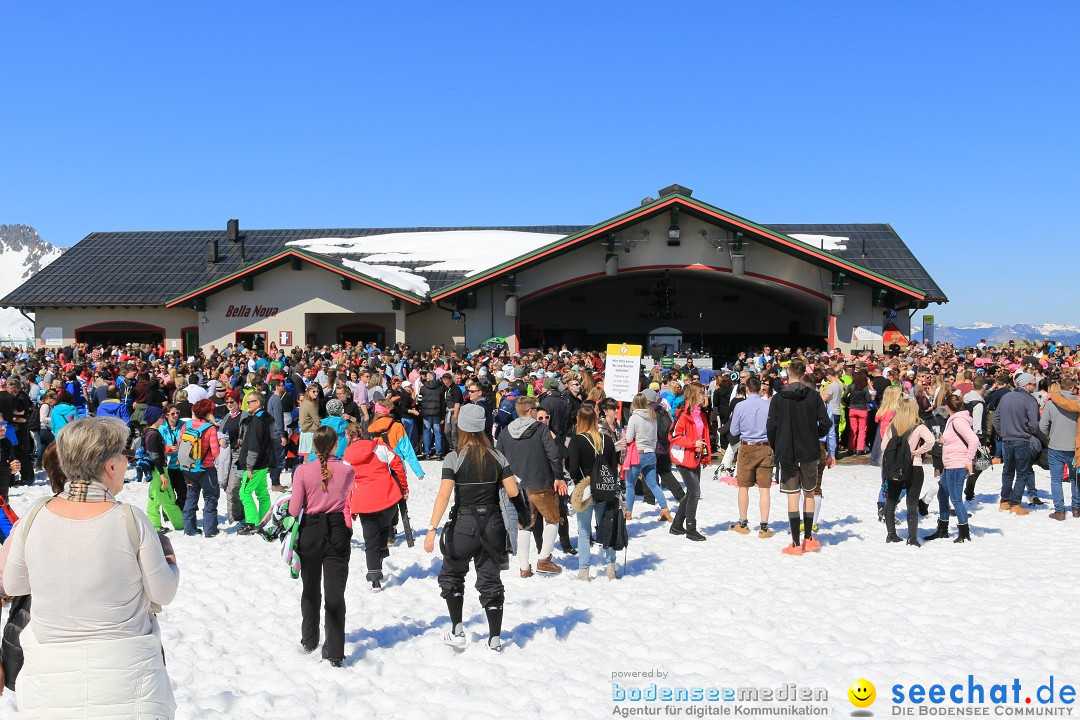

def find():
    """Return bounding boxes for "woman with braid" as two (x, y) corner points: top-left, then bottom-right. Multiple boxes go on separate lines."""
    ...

(289, 425), (354, 667)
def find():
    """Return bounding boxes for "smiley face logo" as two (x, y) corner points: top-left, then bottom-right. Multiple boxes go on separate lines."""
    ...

(848, 679), (876, 708)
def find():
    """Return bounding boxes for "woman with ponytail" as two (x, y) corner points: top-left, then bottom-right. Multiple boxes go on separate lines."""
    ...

(288, 425), (354, 667)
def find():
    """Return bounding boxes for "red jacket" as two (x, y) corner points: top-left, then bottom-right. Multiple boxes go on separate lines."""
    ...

(343, 439), (407, 514)
(671, 406), (711, 469)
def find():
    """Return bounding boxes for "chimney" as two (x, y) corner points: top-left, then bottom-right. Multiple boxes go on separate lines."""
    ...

(227, 219), (239, 242)
(205, 238), (219, 264)
(658, 184), (693, 198)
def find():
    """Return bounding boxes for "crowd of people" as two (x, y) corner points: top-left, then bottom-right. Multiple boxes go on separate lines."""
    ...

(0, 333), (1076, 714)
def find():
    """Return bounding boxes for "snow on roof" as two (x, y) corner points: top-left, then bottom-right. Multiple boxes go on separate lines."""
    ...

(339, 259), (431, 296)
(287, 230), (568, 278)
(788, 234), (848, 252)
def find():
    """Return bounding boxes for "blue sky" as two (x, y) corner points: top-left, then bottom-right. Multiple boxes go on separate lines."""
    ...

(3, 2), (1077, 327)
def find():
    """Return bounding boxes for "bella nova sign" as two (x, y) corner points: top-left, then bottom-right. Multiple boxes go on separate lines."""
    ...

(225, 304), (279, 318)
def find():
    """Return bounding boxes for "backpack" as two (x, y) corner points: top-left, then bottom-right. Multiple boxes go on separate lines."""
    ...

(0, 496), (18, 542)
(882, 428), (914, 483)
(964, 398), (986, 435)
(176, 421), (210, 471)
(655, 407), (672, 454)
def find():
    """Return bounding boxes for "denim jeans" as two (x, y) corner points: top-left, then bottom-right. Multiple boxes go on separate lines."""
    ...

(422, 416), (444, 456)
(1047, 448), (1080, 513)
(624, 452), (666, 514)
(1001, 440), (1036, 505)
(576, 500), (616, 569)
(402, 418), (419, 448)
(269, 439), (287, 485)
(937, 467), (969, 524)
(183, 468), (220, 536)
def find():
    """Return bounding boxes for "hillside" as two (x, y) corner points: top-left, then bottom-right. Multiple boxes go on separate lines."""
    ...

(0, 224), (65, 342)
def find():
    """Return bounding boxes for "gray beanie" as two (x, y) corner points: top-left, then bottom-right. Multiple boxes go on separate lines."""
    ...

(458, 403), (486, 433)
(1014, 373), (1036, 389)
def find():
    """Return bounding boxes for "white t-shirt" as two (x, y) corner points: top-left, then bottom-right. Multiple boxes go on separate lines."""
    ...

(2, 503), (180, 643)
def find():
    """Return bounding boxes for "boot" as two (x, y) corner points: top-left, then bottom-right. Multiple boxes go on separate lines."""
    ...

(884, 500), (898, 538)
(953, 524), (971, 543)
(886, 532), (902, 543)
(659, 507), (673, 523)
(918, 500), (929, 517)
(906, 536), (921, 547)
(685, 522), (706, 542)
(923, 519), (950, 542)
(558, 522), (576, 555)
(670, 510), (686, 536)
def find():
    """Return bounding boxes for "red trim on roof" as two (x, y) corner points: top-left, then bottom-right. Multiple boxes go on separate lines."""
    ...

(165, 250), (423, 307)
(431, 196), (924, 301)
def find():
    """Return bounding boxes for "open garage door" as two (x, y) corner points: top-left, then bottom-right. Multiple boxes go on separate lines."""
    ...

(75, 321), (165, 347)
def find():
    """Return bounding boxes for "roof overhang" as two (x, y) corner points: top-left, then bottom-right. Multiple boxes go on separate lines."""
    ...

(165, 249), (426, 308)
(429, 194), (928, 303)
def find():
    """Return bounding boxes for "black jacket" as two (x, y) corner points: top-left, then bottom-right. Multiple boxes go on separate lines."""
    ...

(540, 391), (571, 439)
(237, 410), (274, 471)
(767, 381), (831, 464)
(1, 593), (30, 690)
(419, 379), (444, 417)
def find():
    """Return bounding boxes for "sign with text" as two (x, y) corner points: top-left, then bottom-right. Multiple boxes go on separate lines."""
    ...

(922, 315), (935, 346)
(605, 344), (643, 403)
(279, 330), (293, 347)
(40, 327), (62, 347)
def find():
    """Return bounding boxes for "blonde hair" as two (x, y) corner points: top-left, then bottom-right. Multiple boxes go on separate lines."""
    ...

(682, 382), (706, 410)
(630, 393), (655, 420)
(890, 397), (920, 437)
(576, 404), (603, 454)
(55, 416), (129, 486)
(876, 386), (901, 420)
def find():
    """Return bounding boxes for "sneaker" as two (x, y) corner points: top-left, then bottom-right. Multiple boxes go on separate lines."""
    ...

(606, 563), (617, 580)
(443, 629), (469, 649)
(329, 659), (343, 668)
(1049, 511), (1066, 521)
(782, 542), (804, 556)
(487, 636), (502, 653)
(1010, 505), (1030, 516)
(520, 566), (534, 579)
(204, 531), (219, 539)
(536, 557), (563, 575)
(758, 528), (775, 539)
(1029, 496), (1045, 506)
(237, 524), (258, 535)
(802, 538), (821, 552)
(271, 485), (286, 493)
(577, 568), (590, 581)
(371, 580), (382, 591)
(730, 522), (750, 535)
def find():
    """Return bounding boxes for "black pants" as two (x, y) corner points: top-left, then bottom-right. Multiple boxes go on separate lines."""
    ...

(168, 468), (187, 509)
(674, 465), (701, 527)
(964, 468), (982, 501)
(0, 467), (10, 503)
(438, 506), (506, 611)
(885, 466), (925, 538)
(17, 433), (33, 485)
(298, 512), (351, 661)
(357, 505), (396, 581)
(656, 454), (686, 502)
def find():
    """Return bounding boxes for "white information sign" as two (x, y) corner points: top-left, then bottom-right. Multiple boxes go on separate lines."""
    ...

(40, 327), (62, 347)
(605, 344), (643, 403)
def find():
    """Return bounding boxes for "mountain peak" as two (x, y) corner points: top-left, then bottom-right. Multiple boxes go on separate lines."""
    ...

(0, 225), (65, 341)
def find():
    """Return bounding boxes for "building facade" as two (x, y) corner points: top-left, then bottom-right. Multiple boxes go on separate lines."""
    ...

(3, 186), (946, 355)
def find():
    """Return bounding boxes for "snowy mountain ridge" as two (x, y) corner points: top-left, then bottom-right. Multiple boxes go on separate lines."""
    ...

(913, 321), (1080, 347)
(0, 224), (64, 342)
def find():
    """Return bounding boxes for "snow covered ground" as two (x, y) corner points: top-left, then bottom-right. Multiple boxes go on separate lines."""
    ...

(3, 459), (1079, 719)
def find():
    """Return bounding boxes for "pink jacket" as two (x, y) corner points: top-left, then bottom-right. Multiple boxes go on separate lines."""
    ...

(942, 410), (979, 470)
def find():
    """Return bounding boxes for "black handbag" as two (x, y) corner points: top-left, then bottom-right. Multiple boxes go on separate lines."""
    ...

(1, 594), (31, 690)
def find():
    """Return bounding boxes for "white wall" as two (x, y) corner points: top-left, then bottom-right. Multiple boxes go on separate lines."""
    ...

(34, 306), (197, 349)
(200, 262), (408, 349)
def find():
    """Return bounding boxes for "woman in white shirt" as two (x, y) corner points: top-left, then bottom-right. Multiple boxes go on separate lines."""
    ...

(2, 416), (180, 718)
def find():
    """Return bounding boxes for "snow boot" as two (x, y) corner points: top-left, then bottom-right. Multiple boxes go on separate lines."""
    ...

(923, 519), (950, 542)
(906, 537), (922, 547)
(669, 517), (686, 536)
(918, 499), (929, 517)
(886, 532), (903, 543)
(953, 523), (971, 543)
(685, 522), (706, 542)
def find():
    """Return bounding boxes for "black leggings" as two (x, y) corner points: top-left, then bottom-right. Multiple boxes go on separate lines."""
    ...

(884, 466), (924, 539)
(298, 512), (351, 661)
(356, 505), (396, 581)
(674, 465), (702, 527)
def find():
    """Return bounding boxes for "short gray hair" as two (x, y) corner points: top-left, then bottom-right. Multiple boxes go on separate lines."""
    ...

(55, 417), (129, 486)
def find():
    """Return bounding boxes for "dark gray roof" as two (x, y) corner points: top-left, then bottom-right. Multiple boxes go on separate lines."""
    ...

(2, 222), (945, 306)
(762, 224), (947, 303)
(1, 226), (588, 306)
